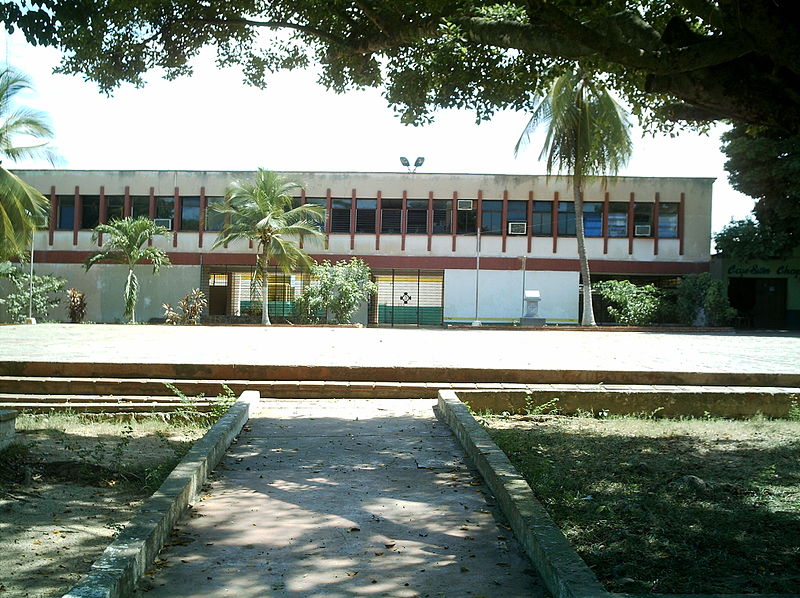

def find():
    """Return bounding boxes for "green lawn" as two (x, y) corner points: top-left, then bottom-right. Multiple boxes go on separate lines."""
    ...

(483, 414), (800, 594)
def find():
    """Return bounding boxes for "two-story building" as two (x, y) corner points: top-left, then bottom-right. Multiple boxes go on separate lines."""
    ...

(15, 170), (713, 325)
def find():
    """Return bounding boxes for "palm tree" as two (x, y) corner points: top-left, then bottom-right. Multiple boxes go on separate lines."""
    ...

(84, 217), (171, 323)
(516, 70), (632, 326)
(212, 169), (325, 325)
(0, 66), (58, 260)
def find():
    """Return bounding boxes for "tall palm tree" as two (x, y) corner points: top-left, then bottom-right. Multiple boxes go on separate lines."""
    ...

(0, 66), (58, 260)
(516, 70), (632, 326)
(85, 217), (171, 323)
(212, 169), (325, 325)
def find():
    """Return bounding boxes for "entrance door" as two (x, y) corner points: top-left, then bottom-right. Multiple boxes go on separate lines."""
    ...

(728, 277), (787, 328)
(207, 274), (231, 316)
(371, 269), (444, 327)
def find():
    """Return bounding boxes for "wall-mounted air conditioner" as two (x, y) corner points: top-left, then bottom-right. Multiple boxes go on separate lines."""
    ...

(634, 224), (651, 237)
(457, 199), (474, 211)
(508, 222), (527, 235)
(154, 218), (173, 230)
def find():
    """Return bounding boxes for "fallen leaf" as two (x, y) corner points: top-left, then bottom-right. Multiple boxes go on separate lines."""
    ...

(384, 541), (396, 549)
(497, 562), (509, 567)
(349, 527), (360, 532)
(460, 566), (469, 573)
(346, 571), (358, 577)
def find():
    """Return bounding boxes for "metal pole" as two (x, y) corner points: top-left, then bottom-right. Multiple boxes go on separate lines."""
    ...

(27, 229), (35, 324)
(472, 227), (481, 326)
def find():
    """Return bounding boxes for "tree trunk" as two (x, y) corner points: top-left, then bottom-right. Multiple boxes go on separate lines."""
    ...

(574, 180), (597, 326)
(260, 253), (271, 325)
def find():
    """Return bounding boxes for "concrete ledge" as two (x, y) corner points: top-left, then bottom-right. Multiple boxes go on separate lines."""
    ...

(62, 391), (259, 598)
(0, 409), (17, 451)
(436, 390), (610, 598)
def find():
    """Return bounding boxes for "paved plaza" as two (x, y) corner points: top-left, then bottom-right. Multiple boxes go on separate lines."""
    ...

(1, 324), (799, 377)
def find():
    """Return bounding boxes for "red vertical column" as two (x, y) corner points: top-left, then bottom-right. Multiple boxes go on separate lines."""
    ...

(148, 187), (156, 247)
(426, 191), (433, 252)
(627, 192), (635, 255)
(476, 190), (483, 244)
(48, 186), (56, 246)
(298, 189), (306, 250)
(653, 192), (661, 256)
(451, 191), (458, 252)
(679, 192), (685, 256)
(325, 189), (332, 250)
(123, 186), (131, 218)
(376, 191), (382, 251)
(350, 188), (357, 251)
(526, 190), (533, 254)
(501, 190), (508, 253)
(173, 187), (181, 248)
(72, 186), (80, 246)
(199, 186), (207, 249)
(98, 186), (107, 246)
(603, 191), (610, 255)
(401, 191), (408, 251)
(552, 191), (559, 254)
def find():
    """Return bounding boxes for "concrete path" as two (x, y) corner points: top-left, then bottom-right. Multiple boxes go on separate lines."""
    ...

(133, 399), (546, 598)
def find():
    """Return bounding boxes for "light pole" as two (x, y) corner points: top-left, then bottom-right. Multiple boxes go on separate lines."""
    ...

(472, 226), (481, 327)
(400, 156), (425, 173)
(26, 227), (35, 324)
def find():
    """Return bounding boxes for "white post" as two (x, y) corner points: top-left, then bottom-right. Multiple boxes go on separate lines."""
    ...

(472, 227), (482, 327)
(26, 230), (36, 325)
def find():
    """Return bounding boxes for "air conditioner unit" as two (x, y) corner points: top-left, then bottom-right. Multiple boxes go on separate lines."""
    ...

(508, 221), (527, 235)
(154, 218), (173, 230)
(457, 199), (474, 211)
(634, 224), (651, 237)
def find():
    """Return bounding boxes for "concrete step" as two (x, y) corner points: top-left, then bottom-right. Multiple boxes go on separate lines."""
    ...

(0, 394), (221, 413)
(2, 360), (799, 387)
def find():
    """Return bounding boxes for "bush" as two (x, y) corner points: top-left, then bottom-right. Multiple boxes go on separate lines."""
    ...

(163, 288), (207, 325)
(67, 288), (87, 323)
(295, 258), (377, 324)
(593, 280), (663, 326)
(0, 261), (66, 322)
(673, 273), (736, 326)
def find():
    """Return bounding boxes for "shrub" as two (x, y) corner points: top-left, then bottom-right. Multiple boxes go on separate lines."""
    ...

(674, 273), (736, 326)
(163, 288), (207, 325)
(0, 261), (66, 322)
(593, 280), (663, 326)
(295, 258), (377, 324)
(67, 287), (87, 323)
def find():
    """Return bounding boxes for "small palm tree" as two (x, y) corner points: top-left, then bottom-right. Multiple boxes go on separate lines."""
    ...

(212, 169), (325, 325)
(516, 70), (632, 326)
(0, 66), (57, 260)
(85, 217), (171, 323)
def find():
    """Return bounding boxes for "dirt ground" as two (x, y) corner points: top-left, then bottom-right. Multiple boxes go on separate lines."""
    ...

(0, 414), (207, 598)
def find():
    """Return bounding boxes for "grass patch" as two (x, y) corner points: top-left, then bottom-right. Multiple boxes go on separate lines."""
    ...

(483, 414), (800, 594)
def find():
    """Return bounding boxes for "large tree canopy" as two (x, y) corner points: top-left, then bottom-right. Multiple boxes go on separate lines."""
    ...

(4, 1), (799, 133)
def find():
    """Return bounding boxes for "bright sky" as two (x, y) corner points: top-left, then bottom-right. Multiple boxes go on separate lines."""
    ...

(5, 31), (753, 235)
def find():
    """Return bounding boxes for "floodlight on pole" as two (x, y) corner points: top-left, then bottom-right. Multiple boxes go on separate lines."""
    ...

(400, 156), (425, 173)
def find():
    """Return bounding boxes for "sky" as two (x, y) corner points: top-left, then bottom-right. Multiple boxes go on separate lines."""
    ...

(5, 31), (754, 236)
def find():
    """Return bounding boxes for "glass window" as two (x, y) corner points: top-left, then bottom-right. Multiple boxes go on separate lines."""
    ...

(532, 201), (552, 236)
(481, 200), (502, 235)
(181, 196), (200, 231)
(558, 202), (576, 236)
(659, 203), (679, 238)
(205, 198), (225, 231)
(457, 203), (477, 234)
(81, 195), (100, 230)
(330, 198), (351, 233)
(355, 199), (376, 233)
(583, 202), (604, 237)
(507, 201), (527, 224)
(57, 196), (74, 230)
(432, 200), (451, 234)
(608, 202), (628, 237)
(131, 196), (150, 219)
(106, 196), (124, 223)
(634, 203), (653, 236)
(156, 197), (174, 221)
(381, 199), (402, 234)
(406, 199), (428, 234)
(304, 198), (326, 231)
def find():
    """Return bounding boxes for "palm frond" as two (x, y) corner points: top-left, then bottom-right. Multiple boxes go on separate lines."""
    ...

(0, 166), (49, 260)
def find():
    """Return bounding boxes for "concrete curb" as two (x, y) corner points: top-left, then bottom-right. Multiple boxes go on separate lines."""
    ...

(436, 390), (610, 598)
(62, 391), (260, 598)
(0, 408), (17, 451)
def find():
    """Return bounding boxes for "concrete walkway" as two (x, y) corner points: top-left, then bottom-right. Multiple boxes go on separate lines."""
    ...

(133, 399), (546, 598)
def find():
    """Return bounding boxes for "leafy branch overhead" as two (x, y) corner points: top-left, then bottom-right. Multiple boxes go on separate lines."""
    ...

(5, 1), (799, 133)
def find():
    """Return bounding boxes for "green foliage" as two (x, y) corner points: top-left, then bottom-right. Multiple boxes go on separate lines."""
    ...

(593, 280), (663, 326)
(67, 287), (87, 323)
(674, 273), (736, 327)
(85, 217), (171, 323)
(721, 125), (800, 250)
(163, 288), (207, 325)
(164, 383), (237, 422)
(714, 219), (794, 261)
(0, 261), (66, 323)
(295, 258), (377, 324)
(212, 169), (324, 325)
(6, 2), (798, 133)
